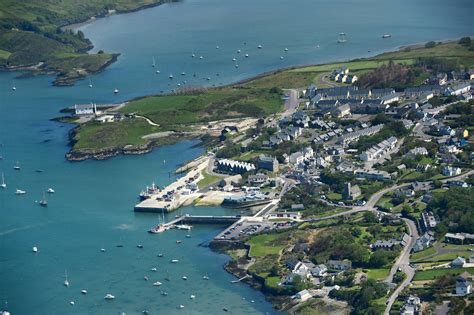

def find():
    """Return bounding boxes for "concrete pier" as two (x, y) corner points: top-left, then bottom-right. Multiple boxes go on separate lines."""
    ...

(134, 157), (209, 213)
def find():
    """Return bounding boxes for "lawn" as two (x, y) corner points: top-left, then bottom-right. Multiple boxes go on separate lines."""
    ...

(413, 267), (474, 281)
(411, 247), (437, 262)
(327, 192), (342, 201)
(196, 171), (222, 189)
(248, 233), (288, 257)
(376, 196), (394, 209)
(120, 88), (284, 128)
(72, 118), (160, 150)
(366, 268), (390, 280)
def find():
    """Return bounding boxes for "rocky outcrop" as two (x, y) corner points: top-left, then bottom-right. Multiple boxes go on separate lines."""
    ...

(66, 142), (153, 161)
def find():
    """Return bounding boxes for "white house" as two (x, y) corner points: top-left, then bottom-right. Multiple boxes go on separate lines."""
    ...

(289, 152), (305, 165)
(74, 103), (97, 116)
(442, 166), (462, 177)
(456, 273), (472, 296)
(293, 289), (312, 302)
(451, 257), (466, 268)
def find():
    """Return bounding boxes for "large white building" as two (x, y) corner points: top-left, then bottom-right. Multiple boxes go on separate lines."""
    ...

(74, 103), (97, 116)
(359, 137), (397, 161)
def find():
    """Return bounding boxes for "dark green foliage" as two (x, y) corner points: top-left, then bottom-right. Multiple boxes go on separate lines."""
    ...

(425, 41), (436, 48)
(429, 187), (474, 234)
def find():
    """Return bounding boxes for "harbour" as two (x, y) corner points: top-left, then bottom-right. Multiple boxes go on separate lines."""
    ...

(0, 0), (472, 313)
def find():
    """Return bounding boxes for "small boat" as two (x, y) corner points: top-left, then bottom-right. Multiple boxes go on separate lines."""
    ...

(157, 253), (163, 257)
(245, 54), (249, 58)
(191, 53), (195, 58)
(47, 188), (55, 193)
(237, 49), (241, 53)
(176, 240), (182, 244)
(88, 79), (93, 88)
(169, 74), (174, 79)
(181, 72), (186, 76)
(337, 32), (347, 43)
(223, 307), (228, 312)
(153, 281), (162, 286)
(280, 56), (284, 60)
(257, 45), (262, 49)
(216, 46), (219, 49)
(156, 70), (160, 74)
(171, 259), (179, 263)
(152, 56), (156, 67)
(116, 244), (124, 248)
(199, 56), (203, 59)
(114, 88), (119, 94)
(13, 161), (20, 170)
(81, 290), (87, 294)
(177, 305), (184, 309)
(382, 34), (391, 38)
(100, 248), (106, 252)
(35, 169), (44, 173)
(235, 64), (239, 68)
(161, 291), (168, 296)
(15, 189), (26, 195)
(206, 77), (211, 81)
(151, 268), (157, 272)
(182, 276), (187, 280)
(64, 270), (69, 287)
(104, 294), (115, 300)
(232, 58), (236, 62)
(176, 224), (192, 231)
(202, 275), (209, 280)
(39, 192), (47, 207)
(32, 246), (38, 253)
(284, 48), (289, 52)
(1, 173), (6, 189)
(70, 301), (75, 306)
(177, 83), (181, 87)
(144, 276), (149, 281)
(12, 86), (16, 91)
(137, 244), (144, 249)
(190, 295), (195, 299)
(185, 234), (191, 238)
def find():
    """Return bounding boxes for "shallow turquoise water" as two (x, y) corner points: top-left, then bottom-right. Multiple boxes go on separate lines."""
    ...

(0, 0), (472, 313)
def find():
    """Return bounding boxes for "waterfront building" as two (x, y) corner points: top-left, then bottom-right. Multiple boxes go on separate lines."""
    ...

(215, 159), (255, 175)
(74, 103), (97, 116)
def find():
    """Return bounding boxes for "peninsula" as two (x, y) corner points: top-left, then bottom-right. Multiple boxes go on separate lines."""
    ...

(0, 0), (170, 85)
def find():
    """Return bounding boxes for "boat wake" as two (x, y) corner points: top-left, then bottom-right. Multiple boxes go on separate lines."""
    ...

(0, 223), (48, 236)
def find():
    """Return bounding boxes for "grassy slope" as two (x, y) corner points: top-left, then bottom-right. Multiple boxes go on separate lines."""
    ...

(414, 267), (474, 281)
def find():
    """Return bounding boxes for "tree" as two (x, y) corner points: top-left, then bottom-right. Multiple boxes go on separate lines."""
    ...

(425, 41), (436, 48)
(458, 37), (471, 47)
(363, 212), (378, 223)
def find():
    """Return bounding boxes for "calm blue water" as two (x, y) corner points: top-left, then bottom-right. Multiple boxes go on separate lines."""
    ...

(0, 0), (472, 313)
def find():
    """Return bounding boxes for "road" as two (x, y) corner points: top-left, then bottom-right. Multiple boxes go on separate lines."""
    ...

(384, 218), (418, 315)
(318, 72), (338, 88)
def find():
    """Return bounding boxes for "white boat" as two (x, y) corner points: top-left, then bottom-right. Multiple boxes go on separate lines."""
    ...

(70, 301), (75, 306)
(15, 189), (26, 195)
(185, 234), (191, 238)
(153, 281), (162, 286)
(337, 32), (347, 43)
(237, 49), (241, 53)
(151, 267), (157, 272)
(39, 192), (47, 207)
(104, 294), (115, 300)
(235, 64), (239, 68)
(144, 276), (149, 281)
(245, 54), (249, 58)
(177, 305), (184, 309)
(191, 53), (195, 58)
(81, 289), (88, 294)
(181, 72), (186, 76)
(64, 270), (69, 287)
(114, 88), (119, 94)
(280, 56), (284, 60)
(176, 224), (192, 231)
(1, 173), (6, 188)
(182, 276), (187, 280)
(88, 78), (93, 88)
(32, 246), (38, 253)
(169, 74), (174, 79)
(157, 253), (163, 257)
(47, 188), (55, 193)
(284, 48), (289, 52)
(382, 34), (391, 38)
(232, 58), (236, 62)
(13, 161), (20, 170)
(206, 77), (211, 81)
(202, 275), (209, 280)
(257, 45), (262, 49)
(216, 46), (219, 49)
(190, 295), (195, 299)
(100, 248), (106, 252)
(171, 259), (179, 263)
(161, 291), (168, 296)
(156, 70), (160, 74)
(199, 56), (203, 59)
(152, 56), (156, 67)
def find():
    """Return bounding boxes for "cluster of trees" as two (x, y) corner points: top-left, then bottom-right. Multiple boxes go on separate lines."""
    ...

(329, 279), (388, 315)
(445, 100), (474, 129)
(356, 61), (417, 89)
(319, 170), (355, 194)
(428, 187), (474, 234)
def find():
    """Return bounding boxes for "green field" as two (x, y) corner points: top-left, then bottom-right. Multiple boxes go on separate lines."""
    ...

(248, 233), (288, 257)
(413, 267), (474, 281)
(72, 119), (160, 150)
(196, 172), (222, 189)
(411, 247), (437, 262)
(366, 268), (390, 280)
